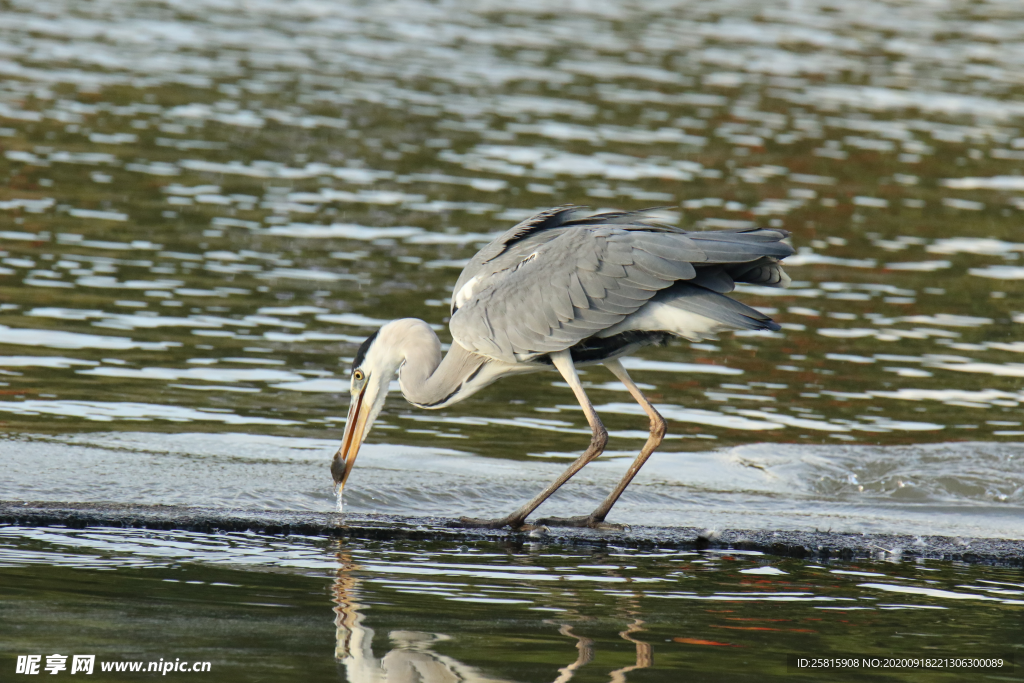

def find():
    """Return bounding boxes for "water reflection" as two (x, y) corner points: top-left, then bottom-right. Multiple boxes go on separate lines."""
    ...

(329, 541), (659, 683)
(552, 625), (592, 683)
(1, 526), (1021, 680)
(608, 621), (652, 683)
(332, 541), (512, 683)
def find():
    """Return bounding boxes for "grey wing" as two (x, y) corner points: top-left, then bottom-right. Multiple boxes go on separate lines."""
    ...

(450, 205), (680, 310)
(451, 205), (581, 309)
(449, 226), (675, 362)
(448, 225), (713, 363)
(450, 211), (793, 364)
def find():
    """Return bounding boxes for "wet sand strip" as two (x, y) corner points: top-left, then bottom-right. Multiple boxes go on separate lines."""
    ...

(1, 500), (1020, 566)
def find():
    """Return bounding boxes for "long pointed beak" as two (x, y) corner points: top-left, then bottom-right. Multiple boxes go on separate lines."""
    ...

(332, 387), (368, 497)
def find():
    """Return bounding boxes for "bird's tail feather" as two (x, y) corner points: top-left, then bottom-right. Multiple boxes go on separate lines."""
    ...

(654, 281), (781, 332)
(727, 257), (791, 288)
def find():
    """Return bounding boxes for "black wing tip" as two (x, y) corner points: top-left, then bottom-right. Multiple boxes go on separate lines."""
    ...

(573, 206), (668, 219)
(514, 205), (584, 230)
(513, 205), (682, 232)
(500, 203), (679, 239)
(488, 205), (585, 259)
(569, 206), (686, 232)
(692, 226), (791, 237)
(737, 311), (781, 333)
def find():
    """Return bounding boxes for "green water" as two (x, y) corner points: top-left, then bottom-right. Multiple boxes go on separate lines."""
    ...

(0, 0), (1023, 537)
(1, 527), (1021, 682)
(1, 0), (1024, 451)
(3, 0), (1024, 675)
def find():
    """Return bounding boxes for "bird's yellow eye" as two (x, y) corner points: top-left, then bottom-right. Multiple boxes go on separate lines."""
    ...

(353, 369), (364, 382)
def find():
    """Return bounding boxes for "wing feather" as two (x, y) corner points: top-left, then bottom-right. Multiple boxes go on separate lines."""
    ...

(573, 305), (625, 325)
(566, 272), (590, 309)
(620, 268), (672, 291)
(629, 233), (707, 263)
(449, 208), (792, 362)
(631, 250), (698, 280)
(550, 287), (575, 321)
(601, 288), (650, 308)
(689, 232), (792, 261)
(600, 242), (636, 266)
(690, 267), (736, 293)
(596, 261), (628, 279)
(576, 270), (609, 300)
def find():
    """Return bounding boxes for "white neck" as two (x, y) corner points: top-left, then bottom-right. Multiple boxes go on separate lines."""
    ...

(373, 319), (490, 409)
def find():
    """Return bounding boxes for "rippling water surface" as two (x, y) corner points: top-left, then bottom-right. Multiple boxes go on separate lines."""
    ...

(1, 526), (1022, 682)
(1, 0), (1023, 535)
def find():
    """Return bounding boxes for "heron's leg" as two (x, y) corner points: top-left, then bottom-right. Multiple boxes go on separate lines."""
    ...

(537, 358), (665, 528)
(457, 349), (609, 530)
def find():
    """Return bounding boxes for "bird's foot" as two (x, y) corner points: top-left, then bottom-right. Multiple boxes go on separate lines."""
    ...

(453, 516), (532, 530)
(534, 515), (624, 531)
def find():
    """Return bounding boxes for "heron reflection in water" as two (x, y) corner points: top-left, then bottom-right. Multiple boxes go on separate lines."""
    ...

(331, 544), (507, 683)
(330, 543), (653, 683)
(333, 207), (792, 529)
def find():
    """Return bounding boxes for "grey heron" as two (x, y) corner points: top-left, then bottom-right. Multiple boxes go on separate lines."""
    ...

(333, 206), (792, 529)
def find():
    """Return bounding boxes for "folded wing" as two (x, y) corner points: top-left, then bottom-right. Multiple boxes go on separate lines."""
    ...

(449, 208), (792, 363)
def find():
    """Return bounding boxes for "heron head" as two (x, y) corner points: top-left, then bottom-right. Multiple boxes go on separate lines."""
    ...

(331, 326), (402, 497)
